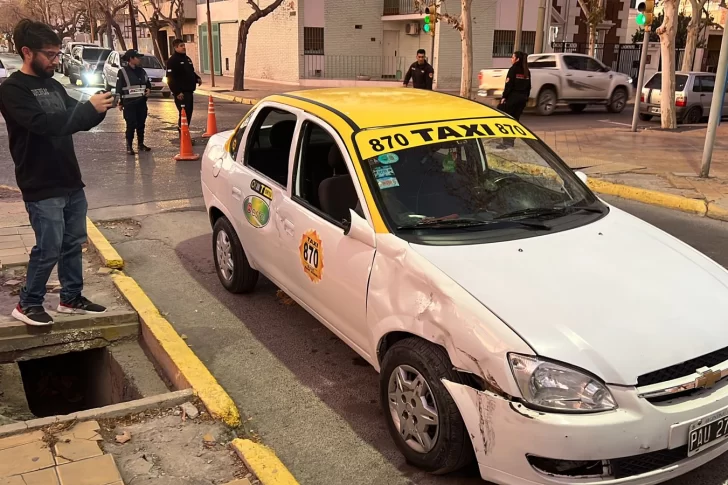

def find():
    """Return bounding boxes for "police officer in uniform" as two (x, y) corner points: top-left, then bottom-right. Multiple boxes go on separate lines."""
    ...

(116, 49), (152, 155)
(403, 49), (434, 90)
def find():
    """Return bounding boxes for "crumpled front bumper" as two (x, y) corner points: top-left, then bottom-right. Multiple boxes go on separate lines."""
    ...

(442, 379), (728, 485)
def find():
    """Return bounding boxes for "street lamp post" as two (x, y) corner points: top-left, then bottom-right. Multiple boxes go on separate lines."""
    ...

(700, 0), (728, 177)
(206, 0), (215, 88)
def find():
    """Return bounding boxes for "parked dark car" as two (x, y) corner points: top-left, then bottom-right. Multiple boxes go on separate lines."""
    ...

(67, 46), (112, 87)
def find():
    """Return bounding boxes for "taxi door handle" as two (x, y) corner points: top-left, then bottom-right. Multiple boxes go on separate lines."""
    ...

(282, 219), (294, 236)
(232, 187), (242, 200)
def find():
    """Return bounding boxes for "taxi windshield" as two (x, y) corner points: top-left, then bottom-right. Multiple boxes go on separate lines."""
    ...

(355, 121), (603, 234)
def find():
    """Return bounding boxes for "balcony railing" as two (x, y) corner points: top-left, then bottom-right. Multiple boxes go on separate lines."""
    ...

(302, 55), (411, 81)
(383, 0), (418, 16)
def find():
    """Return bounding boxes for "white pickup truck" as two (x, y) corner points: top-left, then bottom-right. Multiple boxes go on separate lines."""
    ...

(478, 52), (634, 116)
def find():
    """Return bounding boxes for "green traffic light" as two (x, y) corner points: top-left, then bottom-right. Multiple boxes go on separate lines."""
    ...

(424, 23), (431, 32)
(425, 16), (430, 23)
(636, 12), (646, 26)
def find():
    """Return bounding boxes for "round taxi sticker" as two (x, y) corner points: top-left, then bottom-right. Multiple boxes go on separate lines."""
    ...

(299, 230), (324, 283)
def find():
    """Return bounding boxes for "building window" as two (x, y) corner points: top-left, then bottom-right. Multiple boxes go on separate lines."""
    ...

(492, 30), (536, 58)
(630, 0), (637, 8)
(304, 27), (324, 55)
(183, 34), (195, 43)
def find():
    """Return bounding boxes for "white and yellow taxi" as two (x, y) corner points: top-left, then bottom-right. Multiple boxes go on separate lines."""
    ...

(201, 88), (728, 484)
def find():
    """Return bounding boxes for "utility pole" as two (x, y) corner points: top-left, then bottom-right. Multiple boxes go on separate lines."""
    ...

(534, 0), (547, 54)
(206, 0), (215, 87)
(515, 0), (525, 51)
(700, 3), (728, 177)
(128, 0), (138, 50)
(631, 28), (650, 132)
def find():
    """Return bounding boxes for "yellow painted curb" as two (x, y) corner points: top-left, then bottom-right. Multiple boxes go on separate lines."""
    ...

(707, 202), (728, 222)
(86, 218), (124, 269)
(112, 273), (241, 427)
(586, 179), (708, 215)
(231, 439), (299, 485)
(197, 88), (261, 107)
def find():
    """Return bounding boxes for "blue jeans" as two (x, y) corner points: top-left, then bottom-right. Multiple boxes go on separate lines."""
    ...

(20, 189), (88, 307)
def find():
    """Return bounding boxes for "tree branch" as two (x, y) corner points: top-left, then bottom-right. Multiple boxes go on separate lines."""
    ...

(245, 0), (284, 24)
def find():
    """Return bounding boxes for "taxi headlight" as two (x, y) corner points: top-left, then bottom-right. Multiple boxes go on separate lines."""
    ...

(162, 76), (168, 84)
(508, 353), (617, 413)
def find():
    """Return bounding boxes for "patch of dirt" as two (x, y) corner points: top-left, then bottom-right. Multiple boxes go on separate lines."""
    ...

(97, 219), (142, 239)
(99, 400), (257, 485)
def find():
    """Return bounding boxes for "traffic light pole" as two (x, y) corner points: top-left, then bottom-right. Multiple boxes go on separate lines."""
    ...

(631, 28), (650, 133)
(700, 15), (728, 178)
(515, 0), (525, 52)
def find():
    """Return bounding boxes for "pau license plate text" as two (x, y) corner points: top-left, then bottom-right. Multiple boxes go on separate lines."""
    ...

(688, 413), (728, 456)
(651, 107), (661, 114)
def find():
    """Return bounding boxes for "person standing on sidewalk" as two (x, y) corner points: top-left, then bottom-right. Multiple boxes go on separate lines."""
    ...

(497, 51), (531, 149)
(403, 49), (434, 90)
(116, 49), (152, 155)
(166, 39), (202, 135)
(0, 19), (112, 326)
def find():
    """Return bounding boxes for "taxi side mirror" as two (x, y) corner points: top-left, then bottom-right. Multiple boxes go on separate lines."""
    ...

(575, 171), (588, 184)
(344, 208), (375, 248)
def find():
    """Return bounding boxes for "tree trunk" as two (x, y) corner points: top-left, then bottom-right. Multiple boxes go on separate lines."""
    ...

(682, 14), (699, 72)
(588, 24), (596, 57)
(174, 24), (182, 39)
(657, 0), (678, 129)
(112, 20), (127, 51)
(233, 21), (250, 91)
(460, 0), (473, 98)
(150, 26), (163, 61)
(106, 21), (114, 49)
(90, 16), (97, 42)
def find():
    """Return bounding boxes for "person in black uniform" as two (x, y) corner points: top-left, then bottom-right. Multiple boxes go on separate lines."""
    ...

(497, 51), (531, 148)
(116, 49), (151, 155)
(165, 39), (202, 134)
(403, 49), (434, 90)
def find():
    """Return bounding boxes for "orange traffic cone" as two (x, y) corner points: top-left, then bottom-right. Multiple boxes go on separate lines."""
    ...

(202, 95), (218, 138)
(174, 108), (200, 161)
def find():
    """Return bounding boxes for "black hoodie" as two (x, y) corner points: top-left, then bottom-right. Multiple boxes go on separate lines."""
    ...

(0, 71), (106, 202)
(165, 51), (202, 95)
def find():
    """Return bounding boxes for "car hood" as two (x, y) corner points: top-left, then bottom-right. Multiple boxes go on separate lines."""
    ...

(409, 206), (728, 386)
(144, 67), (165, 77)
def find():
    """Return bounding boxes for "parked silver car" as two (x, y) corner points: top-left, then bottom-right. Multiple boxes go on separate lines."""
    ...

(640, 71), (726, 124)
(102, 51), (171, 98)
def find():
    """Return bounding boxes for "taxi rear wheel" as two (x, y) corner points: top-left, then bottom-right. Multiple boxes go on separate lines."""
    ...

(212, 216), (258, 294)
(380, 337), (474, 475)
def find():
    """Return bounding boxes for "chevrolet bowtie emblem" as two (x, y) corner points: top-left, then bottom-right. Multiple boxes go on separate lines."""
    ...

(695, 367), (722, 389)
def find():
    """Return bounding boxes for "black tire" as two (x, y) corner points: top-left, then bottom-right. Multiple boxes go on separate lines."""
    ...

(681, 106), (702, 124)
(163, 92), (171, 98)
(639, 113), (653, 121)
(212, 216), (258, 294)
(607, 87), (628, 113)
(380, 337), (474, 475)
(568, 103), (587, 113)
(536, 88), (557, 116)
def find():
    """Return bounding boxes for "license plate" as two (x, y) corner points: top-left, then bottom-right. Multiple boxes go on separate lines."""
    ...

(153, 82), (164, 88)
(651, 107), (661, 114)
(688, 409), (728, 456)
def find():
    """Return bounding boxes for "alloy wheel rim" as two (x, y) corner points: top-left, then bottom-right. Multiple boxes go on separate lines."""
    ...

(388, 364), (440, 453)
(541, 93), (555, 113)
(215, 230), (234, 281)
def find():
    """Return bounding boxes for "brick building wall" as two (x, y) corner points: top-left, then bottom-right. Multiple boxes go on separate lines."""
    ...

(435, 0), (497, 90)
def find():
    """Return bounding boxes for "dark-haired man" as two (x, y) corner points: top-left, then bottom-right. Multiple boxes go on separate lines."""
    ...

(403, 48), (434, 90)
(0, 19), (112, 326)
(165, 39), (201, 134)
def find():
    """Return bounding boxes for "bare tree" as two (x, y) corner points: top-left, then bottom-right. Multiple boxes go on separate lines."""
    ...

(681, 0), (709, 72)
(233, 0), (285, 91)
(657, 0), (678, 129)
(96, 0), (127, 49)
(414, 0), (475, 99)
(146, 0), (184, 39)
(577, 0), (605, 58)
(137, 7), (164, 61)
(20, 0), (86, 38)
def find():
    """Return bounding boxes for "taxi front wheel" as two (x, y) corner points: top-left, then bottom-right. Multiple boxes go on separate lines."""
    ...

(212, 216), (258, 293)
(380, 337), (474, 475)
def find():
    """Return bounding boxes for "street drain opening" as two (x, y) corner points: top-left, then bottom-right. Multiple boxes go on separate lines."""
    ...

(17, 347), (141, 418)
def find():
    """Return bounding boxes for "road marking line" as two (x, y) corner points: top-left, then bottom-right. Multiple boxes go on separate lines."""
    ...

(232, 439), (299, 485)
(598, 120), (632, 127)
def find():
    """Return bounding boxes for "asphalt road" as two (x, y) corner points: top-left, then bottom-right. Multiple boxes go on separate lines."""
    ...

(98, 197), (728, 485)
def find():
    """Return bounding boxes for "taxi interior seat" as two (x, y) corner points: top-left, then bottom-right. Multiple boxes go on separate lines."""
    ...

(249, 119), (296, 186)
(318, 146), (360, 224)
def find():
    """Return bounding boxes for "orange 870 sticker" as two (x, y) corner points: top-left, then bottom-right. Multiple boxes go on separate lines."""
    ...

(299, 230), (324, 283)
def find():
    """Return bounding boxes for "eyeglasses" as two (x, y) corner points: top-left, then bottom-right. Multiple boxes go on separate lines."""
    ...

(33, 49), (63, 61)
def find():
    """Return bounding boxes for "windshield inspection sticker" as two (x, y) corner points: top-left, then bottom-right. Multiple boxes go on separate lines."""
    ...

(355, 117), (536, 160)
(299, 230), (324, 283)
(377, 153), (399, 164)
(377, 177), (400, 190)
(373, 166), (395, 179)
(243, 196), (270, 228)
(250, 179), (273, 200)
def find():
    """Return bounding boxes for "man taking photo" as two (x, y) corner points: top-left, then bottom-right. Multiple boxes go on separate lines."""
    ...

(403, 49), (434, 90)
(0, 19), (112, 326)
(166, 39), (202, 135)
